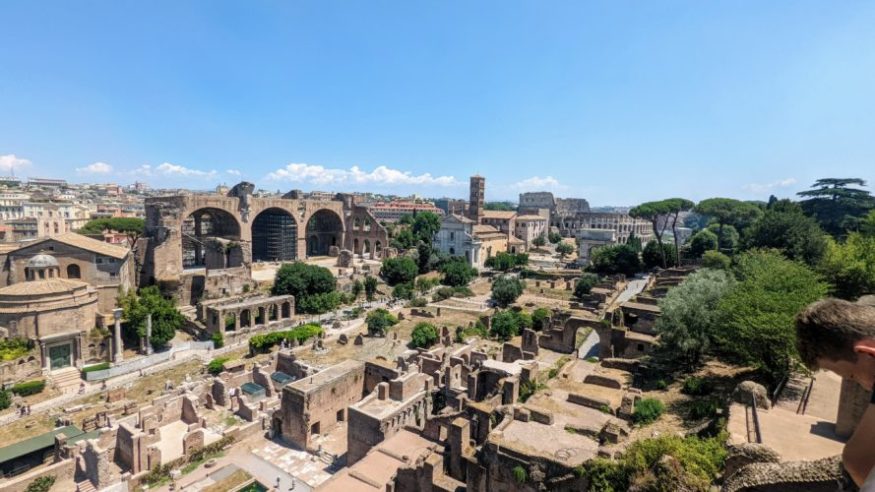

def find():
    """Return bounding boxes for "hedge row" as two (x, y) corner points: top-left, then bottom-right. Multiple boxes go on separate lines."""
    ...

(249, 324), (323, 353)
(12, 379), (46, 396)
(81, 362), (110, 373)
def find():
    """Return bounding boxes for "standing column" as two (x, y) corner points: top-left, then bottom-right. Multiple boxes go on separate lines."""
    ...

(112, 308), (124, 363)
(145, 313), (153, 355)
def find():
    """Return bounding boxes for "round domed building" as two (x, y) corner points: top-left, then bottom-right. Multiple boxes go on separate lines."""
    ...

(0, 253), (99, 371)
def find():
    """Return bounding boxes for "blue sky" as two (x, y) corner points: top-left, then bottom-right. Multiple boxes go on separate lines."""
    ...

(1, 1), (874, 205)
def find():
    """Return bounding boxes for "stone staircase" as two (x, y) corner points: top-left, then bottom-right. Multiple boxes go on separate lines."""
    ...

(51, 367), (82, 395)
(75, 479), (96, 492)
(179, 304), (198, 322)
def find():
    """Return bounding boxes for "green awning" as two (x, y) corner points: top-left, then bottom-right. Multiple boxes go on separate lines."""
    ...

(0, 425), (84, 464)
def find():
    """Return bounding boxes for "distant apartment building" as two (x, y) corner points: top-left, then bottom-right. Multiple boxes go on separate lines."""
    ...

(433, 197), (468, 216)
(368, 200), (444, 223)
(27, 177), (68, 188)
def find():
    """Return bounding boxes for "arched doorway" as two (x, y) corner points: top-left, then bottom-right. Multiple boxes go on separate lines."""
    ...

(252, 208), (298, 262)
(306, 209), (343, 257)
(66, 264), (81, 279)
(363, 239), (371, 259)
(182, 208), (241, 269)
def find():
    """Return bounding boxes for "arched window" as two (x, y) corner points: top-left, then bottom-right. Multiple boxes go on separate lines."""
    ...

(67, 264), (81, 279)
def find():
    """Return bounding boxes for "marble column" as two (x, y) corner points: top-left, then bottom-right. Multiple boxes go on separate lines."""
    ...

(113, 308), (124, 363)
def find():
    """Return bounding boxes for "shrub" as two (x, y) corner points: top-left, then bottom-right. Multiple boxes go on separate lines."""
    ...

(433, 287), (455, 302)
(366, 309), (398, 337)
(272, 263), (338, 313)
(409, 297), (428, 308)
(531, 307), (551, 330)
(453, 286), (474, 297)
(207, 357), (230, 375)
(82, 362), (110, 373)
(248, 324), (323, 353)
(11, 379), (45, 397)
(489, 310), (532, 341)
(701, 250), (731, 270)
(0, 390), (10, 411)
(688, 229), (719, 258)
(655, 379), (668, 390)
(681, 377), (712, 396)
(297, 291), (342, 314)
(0, 338), (33, 361)
(410, 323), (439, 349)
(518, 380), (545, 403)
(574, 273), (599, 299)
(632, 398), (665, 425)
(589, 244), (643, 277)
(24, 476), (56, 492)
(118, 286), (185, 350)
(211, 331), (224, 349)
(643, 241), (678, 269)
(512, 465), (528, 483)
(687, 398), (721, 420)
(392, 282), (414, 300)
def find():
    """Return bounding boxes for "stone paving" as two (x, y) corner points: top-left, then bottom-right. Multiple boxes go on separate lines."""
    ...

(252, 440), (333, 488)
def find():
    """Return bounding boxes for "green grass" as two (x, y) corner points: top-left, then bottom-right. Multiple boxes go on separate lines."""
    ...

(82, 362), (110, 373)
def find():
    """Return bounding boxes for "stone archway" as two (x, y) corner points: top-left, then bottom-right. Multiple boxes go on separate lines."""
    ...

(306, 209), (343, 256)
(252, 208), (298, 262)
(182, 208), (241, 269)
(363, 239), (371, 259)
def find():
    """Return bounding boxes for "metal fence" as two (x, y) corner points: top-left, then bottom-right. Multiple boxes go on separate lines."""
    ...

(83, 341), (215, 381)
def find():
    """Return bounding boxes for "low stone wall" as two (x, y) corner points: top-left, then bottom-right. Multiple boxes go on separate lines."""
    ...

(568, 392), (614, 414)
(0, 458), (76, 492)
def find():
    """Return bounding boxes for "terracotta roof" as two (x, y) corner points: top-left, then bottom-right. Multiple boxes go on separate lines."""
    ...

(447, 213), (474, 224)
(21, 232), (130, 259)
(508, 236), (525, 245)
(0, 278), (90, 296)
(482, 210), (517, 219)
(472, 225), (500, 234)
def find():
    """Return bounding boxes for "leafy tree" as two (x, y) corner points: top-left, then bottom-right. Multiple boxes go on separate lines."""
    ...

(119, 286), (185, 350)
(351, 279), (364, 299)
(416, 242), (438, 274)
(366, 308), (398, 337)
(642, 241), (678, 269)
(490, 310), (526, 340)
(630, 200), (672, 267)
(589, 244), (642, 277)
(297, 291), (342, 314)
(484, 252), (527, 271)
(666, 198), (695, 264)
(390, 228), (416, 250)
(398, 214), (414, 225)
(381, 256), (418, 286)
(78, 217), (145, 245)
(532, 234), (547, 248)
(555, 241), (574, 259)
(440, 258), (477, 287)
(364, 275), (378, 301)
(701, 251), (731, 270)
(655, 269), (735, 367)
(695, 198), (762, 250)
(412, 211), (441, 245)
(491, 275), (525, 307)
(410, 322), (439, 348)
(0, 390), (10, 411)
(484, 201), (516, 211)
(716, 250), (828, 385)
(415, 276), (439, 294)
(743, 199), (827, 266)
(531, 307), (551, 330)
(574, 273), (600, 299)
(797, 178), (875, 237)
(548, 231), (562, 244)
(860, 210), (875, 237)
(706, 223), (739, 252)
(272, 263), (338, 313)
(818, 233), (875, 300)
(688, 229), (718, 258)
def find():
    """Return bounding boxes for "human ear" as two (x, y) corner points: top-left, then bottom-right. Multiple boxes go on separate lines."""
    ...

(853, 339), (875, 358)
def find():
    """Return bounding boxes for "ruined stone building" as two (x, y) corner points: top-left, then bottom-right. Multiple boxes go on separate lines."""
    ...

(141, 182), (388, 303)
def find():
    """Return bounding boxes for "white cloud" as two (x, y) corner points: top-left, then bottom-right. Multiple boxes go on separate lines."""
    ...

(743, 177), (798, 194)
(511, 175), (567, 191)
(0, 154), (31, 173)
(226, 169), (242, 176)
(76, 161), (113, 174)
(267, 163), (460, 187)
(130, 162), (217, 180)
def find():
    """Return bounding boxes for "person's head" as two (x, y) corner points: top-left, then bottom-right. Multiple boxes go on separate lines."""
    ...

(796, 298), (875, 390)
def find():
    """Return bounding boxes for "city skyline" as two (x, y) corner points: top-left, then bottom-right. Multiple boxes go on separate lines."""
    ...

(2, 1), (875, 204)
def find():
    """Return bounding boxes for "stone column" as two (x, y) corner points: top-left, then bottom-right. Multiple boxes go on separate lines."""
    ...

(145, 314), (153, 355)
(40, 341), (49, 373)
(112, 308), (124, 363)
